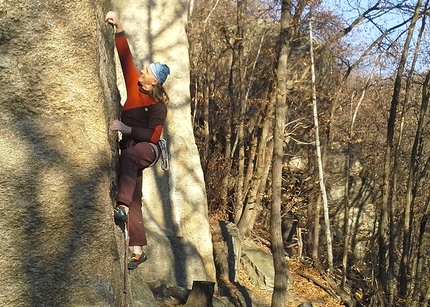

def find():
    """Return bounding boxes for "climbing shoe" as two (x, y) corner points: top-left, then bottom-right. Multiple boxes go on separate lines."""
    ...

(114, 205), (128, 223)
(128, 252), (148, 270)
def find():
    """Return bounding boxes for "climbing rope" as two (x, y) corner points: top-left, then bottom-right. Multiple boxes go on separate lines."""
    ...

(123, 218), (130, 307)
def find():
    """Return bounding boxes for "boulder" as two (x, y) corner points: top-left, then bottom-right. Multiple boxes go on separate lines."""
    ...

(111, 0), (216, 289)
(241, 240), (275, 291)
(0, 1), (123, 306)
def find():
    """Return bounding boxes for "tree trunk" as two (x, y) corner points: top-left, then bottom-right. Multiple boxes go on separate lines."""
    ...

(233, 0), (246, 225)
(399, 68), (430, 298)
(236, 30), (270, 235)
(222, 36), (234, 214)
(309, 21), (333, 273)
(399, 12), (428, 300)
(271, 1), (292, 306)
(380, 0), (422, 295)
(241, 31), (267, 209)
(238, 96), (274, 234)
(411, 197), (430, 307)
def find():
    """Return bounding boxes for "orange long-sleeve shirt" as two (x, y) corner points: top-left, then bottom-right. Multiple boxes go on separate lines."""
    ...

(115, 31), (166, 146)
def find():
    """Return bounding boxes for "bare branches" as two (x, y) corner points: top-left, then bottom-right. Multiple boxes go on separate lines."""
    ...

(322, 0), (383, 46)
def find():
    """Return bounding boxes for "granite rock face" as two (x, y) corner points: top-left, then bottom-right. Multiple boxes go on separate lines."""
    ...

(0, 1), (123, 306)
(111, 0), (216, 289)
(0, 0), (215, 306)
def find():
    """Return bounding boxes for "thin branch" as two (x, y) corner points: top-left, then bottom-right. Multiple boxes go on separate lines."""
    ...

(204, 0), (220, 30)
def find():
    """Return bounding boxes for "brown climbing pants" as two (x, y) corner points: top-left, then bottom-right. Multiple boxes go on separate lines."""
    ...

(117, 142), (158, 246)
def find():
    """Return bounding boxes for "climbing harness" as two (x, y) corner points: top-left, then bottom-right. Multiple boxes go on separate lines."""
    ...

(158, 138), (170, 171)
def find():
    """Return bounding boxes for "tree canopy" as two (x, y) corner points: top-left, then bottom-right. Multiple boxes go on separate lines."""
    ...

(188, 0), (430, 306)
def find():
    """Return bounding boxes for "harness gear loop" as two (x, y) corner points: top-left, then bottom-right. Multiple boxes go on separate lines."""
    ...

(148, 142), (160, 167)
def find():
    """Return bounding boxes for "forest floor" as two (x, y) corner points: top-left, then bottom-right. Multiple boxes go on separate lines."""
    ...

(232, 259), (344, 307)
(211, 218), (344, 307)
(155, 218), (344, 307)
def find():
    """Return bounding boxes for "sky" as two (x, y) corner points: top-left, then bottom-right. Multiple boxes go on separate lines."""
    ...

(319, 0), (429, 74)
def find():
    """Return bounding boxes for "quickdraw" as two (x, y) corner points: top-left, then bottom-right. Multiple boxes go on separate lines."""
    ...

(158, 138), (170, 171)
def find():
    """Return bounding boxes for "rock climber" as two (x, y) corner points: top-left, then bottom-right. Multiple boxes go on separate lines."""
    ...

(105, 11), (170, 270)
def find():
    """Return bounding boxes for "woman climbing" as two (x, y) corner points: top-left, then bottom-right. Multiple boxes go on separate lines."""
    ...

(105, 11), (170, 270)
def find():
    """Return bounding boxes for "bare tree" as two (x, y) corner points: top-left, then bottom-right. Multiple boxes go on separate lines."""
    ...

(271, 0), (293, 305)
(379, 0), (423, 296)
(411, 192), (430, 307)
(309, 21), (334, 273)
(232, 0), (246, 225)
